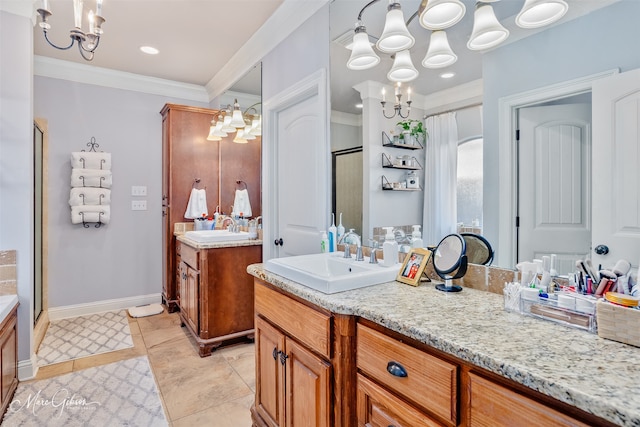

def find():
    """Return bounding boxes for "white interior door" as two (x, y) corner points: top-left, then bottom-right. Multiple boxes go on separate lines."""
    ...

(263, 70), (330, 260)
(592, 68), (640, 271)
(518, 103), (591, 275)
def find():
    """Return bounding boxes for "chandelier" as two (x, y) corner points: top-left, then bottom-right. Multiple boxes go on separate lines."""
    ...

(347, 0), (569, 82)
(207, 100), (262, 144)
(37, 0), (106, 61)
(381, 82), (411, 119)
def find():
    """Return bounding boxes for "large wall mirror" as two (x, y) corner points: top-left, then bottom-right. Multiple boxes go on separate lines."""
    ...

(328, 0), (636, 273)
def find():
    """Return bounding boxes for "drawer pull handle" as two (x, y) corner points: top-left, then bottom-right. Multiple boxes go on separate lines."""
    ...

(386, 361), (408, 378)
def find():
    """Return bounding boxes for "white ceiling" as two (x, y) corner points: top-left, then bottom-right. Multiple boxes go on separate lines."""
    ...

(32, 0), (617, 111)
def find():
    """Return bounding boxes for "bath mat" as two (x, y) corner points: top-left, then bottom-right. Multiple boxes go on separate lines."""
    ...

(37, 310), (133, 367)
(3, 356), (168, 426)
(128, 303), (164, 318)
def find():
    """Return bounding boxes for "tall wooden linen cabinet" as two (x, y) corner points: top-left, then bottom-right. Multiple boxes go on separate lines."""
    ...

(161, 103), (261, 312)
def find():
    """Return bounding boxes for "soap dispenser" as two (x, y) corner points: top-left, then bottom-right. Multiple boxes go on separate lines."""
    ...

(382, 227), (398, 267)
(411, 225), (423, 248)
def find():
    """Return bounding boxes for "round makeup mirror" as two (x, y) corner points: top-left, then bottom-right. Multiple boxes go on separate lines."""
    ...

(460, 233), (493, 265)
(431, 233), (467, 293)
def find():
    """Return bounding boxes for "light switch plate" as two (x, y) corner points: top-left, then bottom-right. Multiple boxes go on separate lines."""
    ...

(131, 186), (147, 196)
(131, 200), (147, 210)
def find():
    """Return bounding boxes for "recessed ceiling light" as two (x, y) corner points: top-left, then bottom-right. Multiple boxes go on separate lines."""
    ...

(440, 71), (456, 79)
(140, 46), (159, 55)
(355, 103), (363, 109)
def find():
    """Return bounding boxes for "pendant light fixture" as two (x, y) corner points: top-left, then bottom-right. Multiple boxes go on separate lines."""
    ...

(347, 24), (381, 70)
(467, 2), (509, 51)
(516, 0), (568, 29)
(376, 0), (414, 53)
(207, 118), (227, 141)
(418, 0), (466, 30)
(233, 129), (249, 144)
(387, 49), (418, 82)
(422, 30), (457, 69)
(229, 99), (247, 128)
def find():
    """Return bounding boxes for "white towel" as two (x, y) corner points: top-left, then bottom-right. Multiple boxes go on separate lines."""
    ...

(71, 152), (112, 170)
(69, 187), (111, 206)
(231, 189), (252, 217)
(71, 168), (112, 188)
(184, 188), (208, 219)
(71, 205), (110, 224)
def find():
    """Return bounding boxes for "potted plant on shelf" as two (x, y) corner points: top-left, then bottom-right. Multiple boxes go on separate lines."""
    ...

(396, 119), (427, 146)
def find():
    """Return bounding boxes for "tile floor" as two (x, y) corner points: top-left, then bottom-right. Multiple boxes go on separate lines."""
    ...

(33, 310), (256, 426)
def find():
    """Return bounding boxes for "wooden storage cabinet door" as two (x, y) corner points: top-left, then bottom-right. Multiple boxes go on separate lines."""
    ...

(357, 374), (442, 427)
(285, 337), (331, 427)
(357, 324), (457, 426)
(467, 373), (591, 427)
(255, 317), (285, 427)
(0, 311), (17, 416)
(185, 264), (199, 334)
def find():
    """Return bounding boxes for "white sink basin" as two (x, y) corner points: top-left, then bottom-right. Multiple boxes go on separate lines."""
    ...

(264, 252), (400, 294)
(184, 230), (250, 243)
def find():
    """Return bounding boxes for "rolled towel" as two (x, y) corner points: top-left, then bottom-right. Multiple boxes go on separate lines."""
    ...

(231, 189), (252, 217)
(184, 188), (208, 219)
(71, 152), (112, 170)
(71, 205), (110, 224)
(69, 187), (111, 206)
(71, 168), (112, 188)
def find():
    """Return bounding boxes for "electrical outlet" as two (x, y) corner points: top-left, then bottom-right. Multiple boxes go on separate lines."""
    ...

(131, 200), (147, 210)
(131, 185), (147, 196)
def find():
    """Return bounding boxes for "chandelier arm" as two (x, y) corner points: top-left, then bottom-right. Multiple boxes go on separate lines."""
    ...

(381, 104), (397, 119)
(80, 35), (101, 53)
(357, 0), (382, 22)
(77, 43), (95, 61)
(43, 30), (75, 51)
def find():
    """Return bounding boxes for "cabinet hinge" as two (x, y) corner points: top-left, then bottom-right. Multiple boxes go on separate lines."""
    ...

(515, 129), (520, 141)
(515, 216), (520, 227)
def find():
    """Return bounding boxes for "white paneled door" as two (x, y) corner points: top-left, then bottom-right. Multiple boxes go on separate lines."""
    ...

(592, 68), (640, 271)
(518, 103), (592, 275)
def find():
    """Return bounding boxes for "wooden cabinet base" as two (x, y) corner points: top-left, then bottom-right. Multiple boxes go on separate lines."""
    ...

(162, 295), (179, 313)
(179, 314), (254, 357)
(0, 305), (18, 419)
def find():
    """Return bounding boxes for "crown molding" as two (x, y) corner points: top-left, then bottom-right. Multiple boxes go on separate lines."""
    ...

(34, 55), (209, 103)
(205, 0), (329, 101)
(0, 0), (36, 20)
(422, 78), (484, 115)
(331, 110), (361, 127)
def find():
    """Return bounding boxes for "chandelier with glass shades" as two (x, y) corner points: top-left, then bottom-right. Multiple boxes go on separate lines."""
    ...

(347, 0), (569, 82)
(36, 0), (106, 61)
(207, 100), (262, 144)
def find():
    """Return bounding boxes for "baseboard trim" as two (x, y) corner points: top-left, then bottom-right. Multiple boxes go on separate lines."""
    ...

(48, 293), (162, 321)
(18, 354), (39, 381)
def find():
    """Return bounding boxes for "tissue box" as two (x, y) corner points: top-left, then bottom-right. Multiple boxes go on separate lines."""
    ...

(596, 300), (640, 347)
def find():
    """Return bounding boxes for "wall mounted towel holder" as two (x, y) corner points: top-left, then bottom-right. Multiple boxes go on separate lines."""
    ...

(236, 180), (248, 190)
(82, 136), (101, 153)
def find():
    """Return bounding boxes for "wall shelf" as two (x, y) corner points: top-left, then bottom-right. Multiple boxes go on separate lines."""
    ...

(382, 131), (423, 150)
(381, 153), (422, 170)
(381, 175), (422, 191)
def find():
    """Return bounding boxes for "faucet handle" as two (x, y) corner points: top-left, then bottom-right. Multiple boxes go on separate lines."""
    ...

(369, 248), (378, 264)
(343, 245), (351, 258)
(356, 246), (364, 262)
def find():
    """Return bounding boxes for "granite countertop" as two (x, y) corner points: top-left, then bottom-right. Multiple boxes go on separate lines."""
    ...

(248, 264), (640, 427)
(176, 235), (262, 250)
(0, 295), (19, 324)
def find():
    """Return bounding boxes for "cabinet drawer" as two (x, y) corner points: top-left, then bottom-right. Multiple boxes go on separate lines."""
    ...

(255, 281), (331, 359)
(467, 372), (591, 427)
(357, 324), (457, 425)
(180, 242), (198, 269)
(358, 374), (442, 427)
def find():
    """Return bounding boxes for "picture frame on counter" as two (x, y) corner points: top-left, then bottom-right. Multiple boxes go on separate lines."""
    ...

(396, 248), (430, 286)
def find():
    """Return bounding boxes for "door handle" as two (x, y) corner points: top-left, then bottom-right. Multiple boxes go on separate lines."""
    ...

(595, 244), (609, 255)
(274, 238), (284, 246)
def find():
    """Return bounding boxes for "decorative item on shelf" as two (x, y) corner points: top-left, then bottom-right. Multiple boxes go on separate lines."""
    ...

(382, 131), (422, 150)
(345, 0), (568, 77)
(381, 153), (421, 170)
(381, 82), (411, 119)
(36, 0), (106, 61)
(381, 175), (420, 191)
(69, 136), (111, 228)
(396, 118), (427, 146)
(207, 101), (261, 143)
(396, 248), (431, 287)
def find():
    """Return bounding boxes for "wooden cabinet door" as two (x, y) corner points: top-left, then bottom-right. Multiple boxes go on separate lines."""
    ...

(178, 261), (187, 313)
(285, 337), (331, 427)
(185, 265), (199, 333)
(0, 314), (17, 412)
(255, 317), (286, 427)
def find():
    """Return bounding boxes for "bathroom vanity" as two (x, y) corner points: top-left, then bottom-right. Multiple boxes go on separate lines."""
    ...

(176, 235), (261, 356)
(0, 296), (18, 418)
(248, 265), (639, 427)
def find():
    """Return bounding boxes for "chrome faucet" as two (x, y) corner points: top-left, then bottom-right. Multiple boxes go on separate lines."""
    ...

(221, 215), (239, 232)
(339, 229), (364, 261)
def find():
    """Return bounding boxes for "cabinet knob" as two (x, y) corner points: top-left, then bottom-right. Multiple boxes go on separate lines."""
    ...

(272, 347), (278, 360)
(386, 361), (408, 378)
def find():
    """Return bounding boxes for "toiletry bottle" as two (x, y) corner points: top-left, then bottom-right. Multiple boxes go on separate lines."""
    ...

(411, 225), (423, 248)
(337, 213), (345, 243)
(328, 213), (337, 253)
(320, 231), (329, 253)
(382, 227), (398, 267)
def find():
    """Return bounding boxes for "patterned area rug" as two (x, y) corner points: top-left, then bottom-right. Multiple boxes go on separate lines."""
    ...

(37, 310), (133, 367)
(3, 356), (167, 426)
